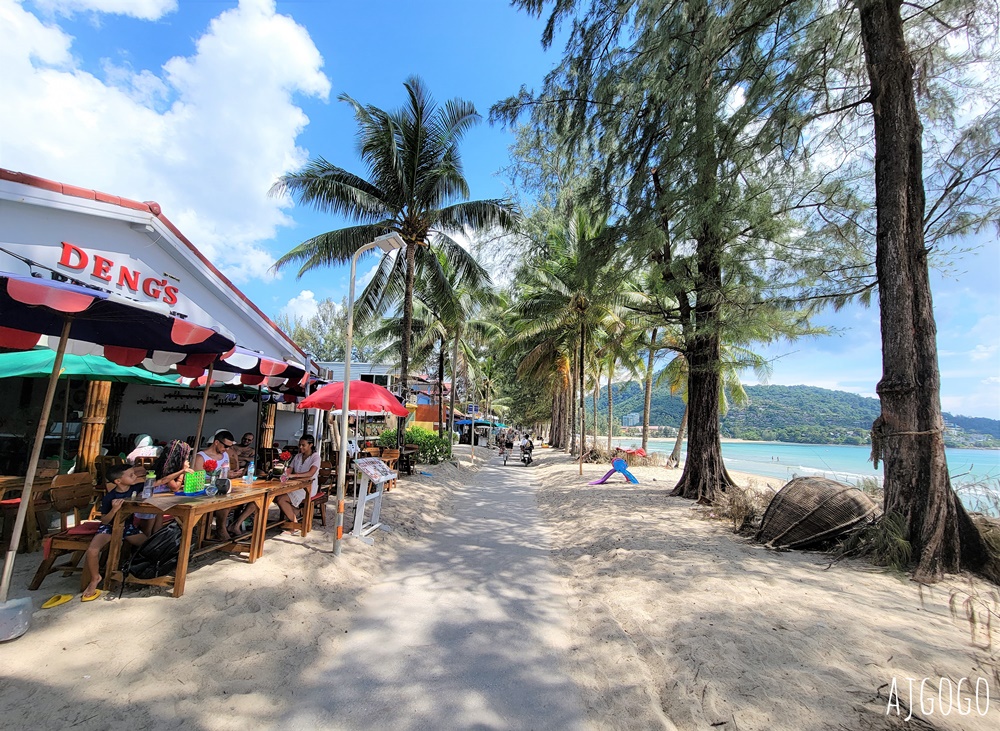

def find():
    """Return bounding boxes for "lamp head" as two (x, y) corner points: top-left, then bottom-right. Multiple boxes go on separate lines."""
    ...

(374, 232), (406, 253)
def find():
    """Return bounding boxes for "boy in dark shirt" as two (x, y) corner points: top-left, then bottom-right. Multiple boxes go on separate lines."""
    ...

(81, 464), (148, 601)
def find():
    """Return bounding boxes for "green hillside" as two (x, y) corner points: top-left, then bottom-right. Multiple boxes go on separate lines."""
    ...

(598, 383), (999, 447)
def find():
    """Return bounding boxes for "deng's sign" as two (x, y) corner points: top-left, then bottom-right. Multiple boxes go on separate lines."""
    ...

(57, 241), (180, 306)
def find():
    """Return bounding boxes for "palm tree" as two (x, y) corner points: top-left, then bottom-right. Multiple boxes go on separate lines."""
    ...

(364, 254), (499, 439)
(271, 77), (517, 422)
(508, 208), (633, 471)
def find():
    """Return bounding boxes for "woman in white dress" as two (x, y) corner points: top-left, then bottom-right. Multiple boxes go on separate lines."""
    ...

(274, 434), (321, 525)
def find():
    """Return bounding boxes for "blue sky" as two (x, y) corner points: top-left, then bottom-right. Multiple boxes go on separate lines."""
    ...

(1, 0), (997, 418)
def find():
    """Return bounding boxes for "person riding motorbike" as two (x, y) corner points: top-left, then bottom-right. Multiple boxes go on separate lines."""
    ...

(519, 434), (534, 465)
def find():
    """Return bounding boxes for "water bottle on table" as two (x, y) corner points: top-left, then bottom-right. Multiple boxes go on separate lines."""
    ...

(142, 472), (155, 500)
(246, 459), (255, 484)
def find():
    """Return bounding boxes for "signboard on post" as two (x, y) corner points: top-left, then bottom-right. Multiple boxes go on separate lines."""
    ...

(351, 457), (396, 545)
(467, 404), (479, 415)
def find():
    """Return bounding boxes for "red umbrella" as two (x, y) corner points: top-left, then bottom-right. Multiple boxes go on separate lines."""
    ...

(298, 380), (409, 417)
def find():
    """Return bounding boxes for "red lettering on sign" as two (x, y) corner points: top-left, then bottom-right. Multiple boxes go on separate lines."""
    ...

(53, 243), (182, 304)
(58, 242), (88, 270)
(117, 267), (140, 292)
(142, 277), (164, 299)
(92, 255), (113, 282)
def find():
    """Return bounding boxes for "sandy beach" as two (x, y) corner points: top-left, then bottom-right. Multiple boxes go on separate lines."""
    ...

(1, 446), (997, 730)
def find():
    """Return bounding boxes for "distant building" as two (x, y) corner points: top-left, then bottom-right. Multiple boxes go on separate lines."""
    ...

(622, 412), (642, 427)
(317, 361), (398, 391)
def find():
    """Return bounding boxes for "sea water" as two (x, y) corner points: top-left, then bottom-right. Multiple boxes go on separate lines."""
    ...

(611, 438), (1000, 513)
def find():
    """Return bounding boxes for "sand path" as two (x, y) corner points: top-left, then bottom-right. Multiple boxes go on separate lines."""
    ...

(284, 452), (590, 730)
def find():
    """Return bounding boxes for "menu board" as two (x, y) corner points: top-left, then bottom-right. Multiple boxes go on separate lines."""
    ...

(355, 457), (397, 484)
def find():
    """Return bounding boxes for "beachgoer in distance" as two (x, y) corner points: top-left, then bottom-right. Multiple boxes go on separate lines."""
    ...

(194, 429), (234, 541)
(81, 464), (148, 601)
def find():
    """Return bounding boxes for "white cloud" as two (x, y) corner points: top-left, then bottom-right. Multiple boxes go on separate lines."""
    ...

(281, 289), (318, 321)
(970, 344), (997, 362)
(0, 0), (330, 284)
(31, 0), (177, 20)
(356, 260), (382, 289)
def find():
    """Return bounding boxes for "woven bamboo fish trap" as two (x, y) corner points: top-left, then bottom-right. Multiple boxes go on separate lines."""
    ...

(754, 477), (881, 550)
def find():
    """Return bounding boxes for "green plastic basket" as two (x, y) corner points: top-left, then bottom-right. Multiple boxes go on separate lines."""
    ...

(183, 470), (206, 494)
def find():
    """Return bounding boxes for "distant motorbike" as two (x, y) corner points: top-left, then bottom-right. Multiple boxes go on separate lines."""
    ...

(520, 443), (533, 465)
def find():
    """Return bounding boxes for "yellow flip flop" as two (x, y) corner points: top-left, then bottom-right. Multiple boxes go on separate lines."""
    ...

(80, 589), (103, 602)
(42, 594), (73, 609)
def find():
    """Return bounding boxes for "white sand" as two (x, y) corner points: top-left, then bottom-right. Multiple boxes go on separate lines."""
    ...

(0, 460), (467, 730)
(1, 447), (997, 731)
(536, 450), (1000, 730)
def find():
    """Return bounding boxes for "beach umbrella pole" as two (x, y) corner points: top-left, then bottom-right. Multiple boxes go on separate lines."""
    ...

(192, 363), (214, 452)
(1, 319), (71, 638)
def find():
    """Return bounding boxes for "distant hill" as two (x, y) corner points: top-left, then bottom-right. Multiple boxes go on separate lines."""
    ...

(599, 383), (1000, 446)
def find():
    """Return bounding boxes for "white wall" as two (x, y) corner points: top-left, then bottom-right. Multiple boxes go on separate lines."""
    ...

(116, 384), (259, 447)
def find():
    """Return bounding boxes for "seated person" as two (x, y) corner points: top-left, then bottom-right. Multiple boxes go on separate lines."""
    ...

(275, 434), (321, 526)
(231, 432), (255, 477)
(134, 440), (193, 535)
(82, 464), (148, 601)
(232, 435), (320, 533)
(194, 429), (235, 541)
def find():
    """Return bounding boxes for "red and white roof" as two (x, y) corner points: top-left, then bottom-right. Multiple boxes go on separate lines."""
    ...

(0, 168), (313, 377)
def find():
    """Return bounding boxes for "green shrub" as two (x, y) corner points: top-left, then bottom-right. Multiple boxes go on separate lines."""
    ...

(378, 425), (452, 464)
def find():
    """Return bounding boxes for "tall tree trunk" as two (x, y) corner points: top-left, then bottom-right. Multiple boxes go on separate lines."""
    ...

(398, 240), (418, 447)
(448, 328), (460, 442)
(550, 391), (560, 448)
(593, 361), (600, 451)
(607, 359), (614, 452)
(579, 326), (586, 473)
(437, 337), (446, 439)
(669, 404), (687, 468)
(859, 0), (986, 582)
(671, 17), (733, 503)
(642, 328), (657, 453)
(568, 350), (577, 455)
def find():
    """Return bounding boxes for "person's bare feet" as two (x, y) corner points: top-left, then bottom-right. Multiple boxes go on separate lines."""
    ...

(82, 575), (102, 600)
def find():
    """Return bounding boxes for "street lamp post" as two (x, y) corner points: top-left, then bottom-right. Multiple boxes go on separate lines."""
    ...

(334, 232), (406, 556)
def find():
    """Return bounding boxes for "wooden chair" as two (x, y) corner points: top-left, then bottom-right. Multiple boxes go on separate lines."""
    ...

(310, 461), (334, 527)
(363, 446), (382, 458)
(380, 449), (400, 491)
(134, 456), (157, 471)
(329, 452), (358, 499)
(0, 465), (62, 549)
(94, 455), (124, 486)
(403, 443), (420, 475)
(49, 474), (95, 531)
(29, 478), (103, 591)
(35, 459), (60, 481)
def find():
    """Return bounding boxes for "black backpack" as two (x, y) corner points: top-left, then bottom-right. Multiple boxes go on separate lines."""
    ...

(120, 521), (182, 589)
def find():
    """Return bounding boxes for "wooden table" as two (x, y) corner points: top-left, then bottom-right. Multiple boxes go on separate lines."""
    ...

(104, 478), (315, 597)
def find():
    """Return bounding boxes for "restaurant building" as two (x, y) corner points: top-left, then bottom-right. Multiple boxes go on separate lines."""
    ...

(0, 168), (319, 471)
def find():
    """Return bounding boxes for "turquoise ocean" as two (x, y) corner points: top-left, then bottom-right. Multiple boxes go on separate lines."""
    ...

(610, 437), (1000, 513)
